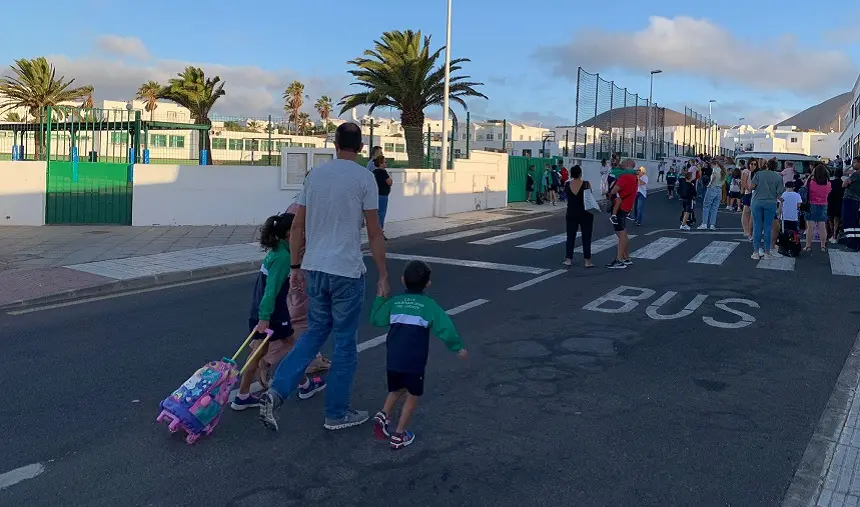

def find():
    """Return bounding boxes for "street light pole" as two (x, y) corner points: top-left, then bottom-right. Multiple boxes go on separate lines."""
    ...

(436, 0), (453, 217)
(647, 69), (662, 160)
(709, 99), (716, 155)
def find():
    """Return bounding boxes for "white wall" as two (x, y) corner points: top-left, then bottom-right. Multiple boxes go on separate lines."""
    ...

(0, 161), (46, 226)
(132, 164), (298, 226)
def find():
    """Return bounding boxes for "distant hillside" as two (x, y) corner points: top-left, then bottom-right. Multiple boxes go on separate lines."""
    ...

(778, 92), (852, 132)
(576, 106), (706, 130)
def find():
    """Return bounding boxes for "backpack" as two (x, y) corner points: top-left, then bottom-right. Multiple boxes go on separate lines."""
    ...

(777, 229), (802, 258)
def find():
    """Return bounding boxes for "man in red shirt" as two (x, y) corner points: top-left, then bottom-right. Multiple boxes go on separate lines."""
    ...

(607, 159), (638, 269)
(558, 164), (569, 202)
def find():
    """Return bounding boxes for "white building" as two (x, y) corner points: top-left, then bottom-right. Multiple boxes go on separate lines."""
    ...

(839, 74), (860, 160)
(721, 124), (839, 158)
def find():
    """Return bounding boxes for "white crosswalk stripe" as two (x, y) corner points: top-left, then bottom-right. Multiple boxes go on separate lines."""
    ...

(427, 226), (510, 242)
(756, 255), (796, 271)
(631, 237), (686, 260)
(575, 234), (638, 254)
(516, 233), (575, 250)
(689, 241), (740, 265)
(469, 228), (546, 245)
(829, 250), (860, 277)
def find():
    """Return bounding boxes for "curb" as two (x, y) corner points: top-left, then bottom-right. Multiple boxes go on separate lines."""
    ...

(1, 208), (559, 312)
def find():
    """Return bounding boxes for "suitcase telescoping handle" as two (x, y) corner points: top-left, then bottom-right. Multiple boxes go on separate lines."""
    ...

(231, 329), (275, 375)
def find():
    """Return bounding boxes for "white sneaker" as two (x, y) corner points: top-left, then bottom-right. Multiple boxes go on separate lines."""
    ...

(680, 224), (691, 231)
(751, 252), (761, 260)
(830, 238), (837, 244)
(771, 251), (784, 258)
(763, 252), (773, 259)
(697, 224), (708, 230)
(725, 205), (732, 210)
(759, 248), (765, 256)
(709, 225), (717, 231)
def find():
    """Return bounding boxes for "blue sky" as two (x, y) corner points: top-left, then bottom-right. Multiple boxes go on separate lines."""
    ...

(3, 0), (859, 126)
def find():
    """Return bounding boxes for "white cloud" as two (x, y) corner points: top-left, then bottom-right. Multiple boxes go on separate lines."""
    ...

(536, 16), (858, 95)
(0, 35), (353, 119)
(94, 35), (150, 60)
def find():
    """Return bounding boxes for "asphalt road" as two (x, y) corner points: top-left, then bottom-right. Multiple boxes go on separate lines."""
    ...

(2, 193), (859, 507)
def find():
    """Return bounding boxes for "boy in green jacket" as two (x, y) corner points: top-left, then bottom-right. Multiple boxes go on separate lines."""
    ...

(369, 260), (468, 449)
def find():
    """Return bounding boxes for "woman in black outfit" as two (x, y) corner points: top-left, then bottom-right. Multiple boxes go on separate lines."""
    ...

(562, 165), (595, 268)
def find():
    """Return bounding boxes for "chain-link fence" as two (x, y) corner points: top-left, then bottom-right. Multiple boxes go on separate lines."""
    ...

(566, 67), (732, 161)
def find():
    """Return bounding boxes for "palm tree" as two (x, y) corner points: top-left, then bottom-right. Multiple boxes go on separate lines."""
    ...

(3, 112), (23, 122)
(297, 112), (311, 135)
(247, 120), (263, 132)
(283, 81), (305, 134)
(315, 96), (333, 130)
(158, 66), (225, 164)
(340, 30), (487, 167)
(0, 57), (93, 158)
(136, 81), (161, 121)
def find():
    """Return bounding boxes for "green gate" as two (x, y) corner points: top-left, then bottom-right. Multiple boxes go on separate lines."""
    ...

(508, 156), (561, 202)
(46, 161), (133, 224)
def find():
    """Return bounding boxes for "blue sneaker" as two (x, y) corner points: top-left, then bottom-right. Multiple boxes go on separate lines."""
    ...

(298, 376), (327, 400)
(390, 430), (415, 450)
(230, 393), (262, 411)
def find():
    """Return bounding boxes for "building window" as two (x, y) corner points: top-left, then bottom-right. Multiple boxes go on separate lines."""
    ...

(384, 143), (394, 151)
(166, 111), (177, 119)
(303, 143), (315, 148)
(211, 138), (227, 150)
(110, 132), (127, 144)
(519, 135), (523, 140)
(150, 134), (167, 147)
(790, 137), (798, 143)
(229, 139), (243, 150)
(462, 134), (467, 140)
(395, 144), (405, 153)
(169, 135), (185, 148)
(260, 140), (274, 151)
(486, 134), (493, 140)
(245, 139), (260, 151)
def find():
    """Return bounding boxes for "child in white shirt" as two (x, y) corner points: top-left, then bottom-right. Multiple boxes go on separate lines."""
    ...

(780, 182), (802, 232)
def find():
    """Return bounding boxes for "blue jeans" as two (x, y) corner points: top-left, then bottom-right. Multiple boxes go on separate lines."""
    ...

(751, 201), (777, 253)
(378, 195), (389, 229)
(634, 193), (646, 223)
(701, 187), (721, 227)
(270, 271), (365, 419)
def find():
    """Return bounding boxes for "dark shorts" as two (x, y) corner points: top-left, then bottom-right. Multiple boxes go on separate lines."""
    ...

(783, 220), (799, 232)
(729, 191), (741, 198)
(666, 177), (677, 187)
(680, 199), (694, 213)
(387, 370), (424, 396)
(742, 194), (752, 206)
(550, 184), (559, 192)
(613, 210), (628, 232)
(248, 318), (294, 341)
(526, 184), (534, 192)
(828, 203), (841, 218)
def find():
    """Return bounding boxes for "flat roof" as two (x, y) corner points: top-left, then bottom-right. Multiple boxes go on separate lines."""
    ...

(0, 120), (210, 132)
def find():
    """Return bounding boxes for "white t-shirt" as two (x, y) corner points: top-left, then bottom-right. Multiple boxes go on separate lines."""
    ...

(297, 158), (379, 278)
(638, 175), (648, 197)
(780, 191), (802, 221)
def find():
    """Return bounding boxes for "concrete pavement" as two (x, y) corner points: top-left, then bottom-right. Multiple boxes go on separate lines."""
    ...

(2, 191), (859, 506)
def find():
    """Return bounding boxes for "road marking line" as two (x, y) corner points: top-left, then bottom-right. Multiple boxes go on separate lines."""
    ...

(576, 234), (638, 254)
(0, 463), (46, 491)
(426, 226), (510, 241)
(630, 237), (686, 260)
(516, 233), (575, 250)
(829, 250), (860, 277)
(646, 228), (744, 236)
(507, 270), (566, 291)
(468, 228), (545, 245)
(383, 253), (547, 274)
(756, 255), (796, 271)
(232, 298), (490, 399)
(6, 271), (256, 315)
(689, 241), (740, 265)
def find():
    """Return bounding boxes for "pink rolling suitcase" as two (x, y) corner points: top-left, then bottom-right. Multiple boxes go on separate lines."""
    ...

(156, 329), (272, 444)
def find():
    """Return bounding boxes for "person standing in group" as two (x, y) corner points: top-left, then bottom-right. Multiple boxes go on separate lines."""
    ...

(634, 166), (648, 226)
(562, 165), (595, 268)
(740, 159), (756, 239)
(805, 163), (831, 252)
(606, 159), (638, 269)
(260, 122), (389, 433)
(666, 160), (678, 199)
(367, 146), (383, 171)
(727, 168), (742, 211)
(841, 157), (860, 251)
(678, 171), (696, 230)
(548, 165), (560, 206)
(657, 160), (666, 182)
(373, 155), (393, 240)
(828, 168), (845, 244)
(526, 166), (535, 203)
(781, 161), (796, 186)
(558, 163), (569, 202)
(699, 160), (724, 230)
(749, 158), (786, 259)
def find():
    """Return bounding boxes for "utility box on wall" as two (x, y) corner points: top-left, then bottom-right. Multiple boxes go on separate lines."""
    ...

(280, 147), (336, 190)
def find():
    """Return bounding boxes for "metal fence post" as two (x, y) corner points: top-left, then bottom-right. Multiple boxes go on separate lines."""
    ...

(369, 119), (375, 155)
(267, 114), (273, 164)
(465, 111), (470, 158)
(133, 110), (142, 163)
(425, 125), (431, 168)
(502, 118), (507, 153)
(45, 106), (53, 162)
(608, 82), (615, 155)
(573, 68), (581, 157)
(592, 74), (599, 160)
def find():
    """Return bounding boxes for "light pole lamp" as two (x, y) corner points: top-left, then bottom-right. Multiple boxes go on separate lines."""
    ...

(647, 69), (662, 160)
(708, 100), (716, 155)
(436, 0), (453, 217)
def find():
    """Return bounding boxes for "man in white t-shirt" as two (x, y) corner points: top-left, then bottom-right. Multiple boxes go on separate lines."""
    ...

(261, 122), (389, 433)
(634, 166), (648, 225)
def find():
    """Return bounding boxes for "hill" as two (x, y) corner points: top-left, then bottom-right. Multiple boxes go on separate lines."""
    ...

(778, 92), (852, 132)
(575, 106), (707, 129)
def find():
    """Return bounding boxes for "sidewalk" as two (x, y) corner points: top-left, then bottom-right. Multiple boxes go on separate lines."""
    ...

(0, 203), (560, 310)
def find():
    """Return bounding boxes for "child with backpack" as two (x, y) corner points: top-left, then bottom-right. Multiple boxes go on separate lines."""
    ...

(231, 213), (326, 411)
(678, 171), (696, 230)
(370, 261), (468, 450)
